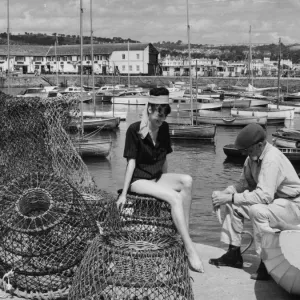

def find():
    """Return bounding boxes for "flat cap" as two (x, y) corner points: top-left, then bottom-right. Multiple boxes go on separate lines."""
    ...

(234, 123), (267, 150)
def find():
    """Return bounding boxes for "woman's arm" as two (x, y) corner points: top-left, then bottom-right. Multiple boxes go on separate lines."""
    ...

(117, 159), (136, 209)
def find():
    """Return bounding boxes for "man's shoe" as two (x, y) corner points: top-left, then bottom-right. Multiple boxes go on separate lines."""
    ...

(209, 248), (243, 269)
(250, 261), (270, 281)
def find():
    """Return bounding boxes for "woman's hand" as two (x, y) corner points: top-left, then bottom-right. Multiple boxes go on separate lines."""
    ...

(116, 194), (127, 210)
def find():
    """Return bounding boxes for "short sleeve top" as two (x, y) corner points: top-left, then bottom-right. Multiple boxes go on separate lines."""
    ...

(123, 121), (173, 182)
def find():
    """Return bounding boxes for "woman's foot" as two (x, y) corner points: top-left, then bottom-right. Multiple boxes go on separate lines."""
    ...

(187, 251), (204, 273)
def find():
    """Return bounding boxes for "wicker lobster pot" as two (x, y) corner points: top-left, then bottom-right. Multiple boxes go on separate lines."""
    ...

(103, 191), (177, 239)
(69, 234), (194, 300)
(0, 172), (98, 297)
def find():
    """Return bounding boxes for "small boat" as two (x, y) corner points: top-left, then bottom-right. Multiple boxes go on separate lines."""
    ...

(249, 99), (270, 107)
(193, 115), (267, 126)
(166, 87), (185, 98)
(74, 138), (112, 158)
(222, 98), (252, 108)
(268, 102), (300, 113)
(169, 124), (216, 140)
(82, 111), (127, 121)
(223, 144), (246, 158)
(111, 90), (150, 105)
(231, 107), (295, 121)
(272, 129), (300, 148)
(171, 97), (222, 111)
(17, 88), (63, 98)
(70, 116), (120, 131)
(60, 86), (92, 102)
(283, 92), (300, 101)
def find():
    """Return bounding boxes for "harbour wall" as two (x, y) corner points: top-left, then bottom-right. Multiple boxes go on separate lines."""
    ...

(0, 75), (299, 92)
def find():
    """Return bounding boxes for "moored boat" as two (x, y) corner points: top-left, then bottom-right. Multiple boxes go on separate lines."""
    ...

(169, 124), (216, 140)
(222, 98), (251, 108)
(223, 144), (246, 158)
(276, 148), (300, 162)
(82, 111), (127, 121)
(272, 129), (300, 148)
(231, 107), (295, 120)
(268, 102), (300, 113)
(111, 90), (150, 105)
(193, 115), (267, 126)
(70, 116), (120, 131)
(171, 97), (222, 111)
(74, 138), (112, 158)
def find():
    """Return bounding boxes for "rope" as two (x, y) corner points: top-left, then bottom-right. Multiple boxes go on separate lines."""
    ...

(241, 231), (254, 254)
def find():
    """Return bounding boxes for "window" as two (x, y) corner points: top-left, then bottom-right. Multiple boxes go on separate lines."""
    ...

(129, 65), (132, 71)
(122, 65), (125, 71)
(136, 54), (140, 59)
(136, 65), (140, 71)
(16, 56), (25, 61)
(122, 54), (125, 59)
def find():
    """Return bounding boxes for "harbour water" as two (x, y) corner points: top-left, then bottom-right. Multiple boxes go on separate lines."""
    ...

(3, 87), (300, 254)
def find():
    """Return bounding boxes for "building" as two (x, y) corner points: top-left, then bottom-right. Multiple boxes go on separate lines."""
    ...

(0, 43), (160, 76)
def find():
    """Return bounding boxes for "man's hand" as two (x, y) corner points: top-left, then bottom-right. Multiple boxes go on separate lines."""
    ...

(212, 191), (232, 209)
(116, 194), (127, 210)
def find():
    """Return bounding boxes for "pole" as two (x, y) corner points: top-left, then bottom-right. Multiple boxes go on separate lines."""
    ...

(80, 0), (84, 134)
(55, 37), (59, 86)
(277, 38), (281, 109)
(90, 0), (96, 117)
(7, 0), (10, 94)
(249, 25), (253, 86)
(127, 40), (130, 87)
(186, 0), (193, 125)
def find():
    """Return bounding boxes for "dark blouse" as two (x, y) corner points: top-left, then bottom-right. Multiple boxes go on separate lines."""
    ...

(123, 121), (173, 183)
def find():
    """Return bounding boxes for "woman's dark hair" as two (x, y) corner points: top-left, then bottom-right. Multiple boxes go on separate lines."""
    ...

(148, 87), (171, 116)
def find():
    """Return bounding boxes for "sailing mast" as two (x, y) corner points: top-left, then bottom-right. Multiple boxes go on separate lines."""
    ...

(248, 25), (253, 87)
(277, 38), (281, 109)
(127, 40), (130, 87)
(55, 36), (59, 86)
(80, 0), (84, 134)
(7, 0), (10, 94)
(186, 0), (193, 125)
(90, 0), (96, 117)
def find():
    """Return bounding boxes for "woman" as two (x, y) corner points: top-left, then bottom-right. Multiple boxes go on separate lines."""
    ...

(117, 87), (204, 273)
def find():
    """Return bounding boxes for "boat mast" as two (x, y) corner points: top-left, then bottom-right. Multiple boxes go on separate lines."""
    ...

(55, 36), (59, 86)
(277, 37), (281, 109)
(186, 0), (193, 125)
(127, 40), (130, 87)
(248, 25), (253, 86)
(80, 0), (84, 134)
(90, 0), (96, 117)
(7, 0), (10, 94)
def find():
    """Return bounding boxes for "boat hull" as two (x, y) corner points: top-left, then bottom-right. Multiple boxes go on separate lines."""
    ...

(169, 124), (216, 140)
(268, 103), (300, 113)
(223, 144), (246, 158)
(194, 115), (267, 126)
(277, 148), (300, 162)
(74, 139), (112, 157)
(111, 96), (149, 105)
(82, 111), (127, 121)
(70, 117), (120, 130)
(231, 107), (295, 120)
(222, 99), (251, 108)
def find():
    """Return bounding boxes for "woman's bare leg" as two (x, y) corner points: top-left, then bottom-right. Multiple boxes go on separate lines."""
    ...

(130, 178), (204, 273)
(155, 173), (193, 228)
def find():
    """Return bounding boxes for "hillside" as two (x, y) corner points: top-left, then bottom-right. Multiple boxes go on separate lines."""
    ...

(1, 32), (300, 63)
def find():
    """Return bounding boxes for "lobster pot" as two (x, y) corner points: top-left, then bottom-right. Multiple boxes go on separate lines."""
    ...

(261, 230), (300, 295)
(0, 172), (98, 297)
(69, 234), (194, 300)
(103, 191), (177, 239)
(80, 187), (118, 232)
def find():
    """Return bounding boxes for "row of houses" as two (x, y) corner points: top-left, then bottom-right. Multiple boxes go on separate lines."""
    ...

(0, 43), (160, 76)
(160, 55), (296, 77)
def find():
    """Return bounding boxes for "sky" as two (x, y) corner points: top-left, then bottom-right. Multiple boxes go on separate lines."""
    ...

(0, 0), (299, 45)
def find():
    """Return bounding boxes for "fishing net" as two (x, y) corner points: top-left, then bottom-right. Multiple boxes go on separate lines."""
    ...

(0, 172), (98, 297)
(103, 190), (177, 238)
(0, 91), (94, 190)
(69, 234), (194, 300)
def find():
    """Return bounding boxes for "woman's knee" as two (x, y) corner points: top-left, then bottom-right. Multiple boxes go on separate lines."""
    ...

(181, 174), (193, 189)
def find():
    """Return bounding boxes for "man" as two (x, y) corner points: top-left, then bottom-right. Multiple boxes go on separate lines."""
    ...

(209, 123), (300, 280)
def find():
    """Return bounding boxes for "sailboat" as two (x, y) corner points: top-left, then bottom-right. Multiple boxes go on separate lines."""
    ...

(73, 0), (112, 158)
(231, 38), (295, 123)
(167, 0), (216, 140)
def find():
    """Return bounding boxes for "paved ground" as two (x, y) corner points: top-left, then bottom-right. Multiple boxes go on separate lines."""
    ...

(0, 243), (298, 300)
(191, 243), (298, 300)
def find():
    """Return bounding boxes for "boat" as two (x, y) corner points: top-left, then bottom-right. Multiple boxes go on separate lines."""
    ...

(223, 144), (246, 158)
(222, 98), (252, 108)
(166, 87), (185, 98)
(268, 102), (300, 113)
(276, 148), (300, 162)
(169, 124), (216, 140)
(283, 92), (300, 101)
(72, 0), (112, 158)
(193, 115), (267, 126)
(17, 88), (63, 98)
(171, 97), (222, 111)
(272, 129), (300, 149)
(82, 110), (127, 121)
(61, 86), (92, 102)
(111, 90), (150, 105)
(74, 137), (112, 158)
(231, 107), (293, 123)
